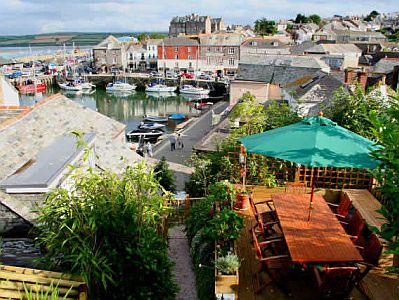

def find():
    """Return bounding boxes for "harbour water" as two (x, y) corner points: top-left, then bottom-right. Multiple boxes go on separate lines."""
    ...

(20, 87), (202, 135)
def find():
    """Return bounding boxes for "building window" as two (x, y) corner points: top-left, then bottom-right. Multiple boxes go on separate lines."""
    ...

(189, 62), (192, 68)
(175, 54), (178, 60)
(188, 47), (192, 52)
(229, 48), (235, 54)
(207, 47), (211, 52)
(188, 55), (192, 60)
(207, 57), (211, 65)
(175, 61), (179, 68)
(229, 58), (235, 66)
(129, 53), (133, 60)
(175, 47), (178, 52)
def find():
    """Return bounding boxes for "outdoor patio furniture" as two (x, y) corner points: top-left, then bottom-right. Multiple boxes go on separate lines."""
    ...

(340, 210), (365, 243)
(272, 193), (364, 264)
(249, 195), (280, 238)
(356, 233), (383, 281)
(285, 182), (307, 194)
(313, 266), (360, 299)
(327, 192), (352, 220)
(250, 228), (292, 295)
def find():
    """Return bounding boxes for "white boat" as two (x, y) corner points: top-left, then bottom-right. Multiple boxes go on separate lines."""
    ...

(146, 84), (177, 93)
(80, 82), (96, 90)
(58, 82), (82, 91)
(144, 116), (169, 122)
(138, 122), (165, 130)
(180, 84), (210, 95)
(106, 81), (136, 92)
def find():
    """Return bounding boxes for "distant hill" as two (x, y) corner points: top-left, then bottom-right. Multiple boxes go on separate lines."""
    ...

(0, 32), (168, 47)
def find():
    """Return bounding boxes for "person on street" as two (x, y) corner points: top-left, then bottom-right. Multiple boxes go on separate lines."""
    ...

(146, 142), (153, 157)
(177, 133), (184, 149)
(169, 134), (177, 151)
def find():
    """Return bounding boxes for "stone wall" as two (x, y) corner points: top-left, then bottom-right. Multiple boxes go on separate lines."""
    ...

(0, 204), (32, 236)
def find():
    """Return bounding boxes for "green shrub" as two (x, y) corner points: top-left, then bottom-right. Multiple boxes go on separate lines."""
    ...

(154, 156), (176, 193)
(215, 252), (240, 275)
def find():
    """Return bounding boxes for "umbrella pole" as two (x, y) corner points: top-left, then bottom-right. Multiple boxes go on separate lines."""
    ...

(308, 168), (317, 221)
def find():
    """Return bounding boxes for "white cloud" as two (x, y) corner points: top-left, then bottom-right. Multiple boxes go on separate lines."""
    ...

(0, 0), (397, 35)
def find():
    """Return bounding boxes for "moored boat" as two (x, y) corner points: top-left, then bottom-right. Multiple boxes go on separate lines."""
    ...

(138, 122), (165, 130)
(179, 84), (210, 95)
(106, 81), (136, 92)
(168, 113), (185, 120)
(144, 116), (169, 122)
(18, 80), (46, 94)
(146, 82), (177, 93)
(126, 129), (164, 142)
(58, 81), (83, 91)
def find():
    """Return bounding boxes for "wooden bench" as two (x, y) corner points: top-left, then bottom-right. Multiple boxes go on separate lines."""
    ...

(0, 265), (88, 300)
(342, 189), (387, 231)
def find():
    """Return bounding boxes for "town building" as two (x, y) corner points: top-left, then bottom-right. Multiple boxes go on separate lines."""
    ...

(92, 35), (126, 72)
(241, 38), (290, 56)
(304, 44), (362, 70)
(334, 30), (387, 43)
(157, 37), (199, 73)
(0, 76), (19, 106)
(312, 29), (337, 43)
(199, 34), (242, 77)
(169, 14), (224, 36)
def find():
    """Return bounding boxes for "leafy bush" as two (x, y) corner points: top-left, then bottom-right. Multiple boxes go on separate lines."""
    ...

(36, 160), (178, 299)
(215, 252), (240, 275)
(154, 156), (176, 192)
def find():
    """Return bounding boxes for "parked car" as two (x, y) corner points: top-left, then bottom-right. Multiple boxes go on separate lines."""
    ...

(150, 71), (161, 77)
(179, 72), (194, 79)
(199, 74), (213, 80)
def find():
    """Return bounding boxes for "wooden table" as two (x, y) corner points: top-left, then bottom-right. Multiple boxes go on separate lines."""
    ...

(343, 189), (386, 231)
(272, 193), (363, 263)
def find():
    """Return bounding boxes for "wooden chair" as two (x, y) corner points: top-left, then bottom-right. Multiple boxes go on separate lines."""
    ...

(250, 228), (292, 295)
(285, 182), (307, 194)
(313, 266), (360, 299)
(340, 210), (365, 242)
(249, 195), (280, 238)
(328, 192), (352, 220)
(355, 233), (383, 282)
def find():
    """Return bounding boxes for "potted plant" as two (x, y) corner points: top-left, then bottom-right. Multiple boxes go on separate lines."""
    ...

(215, 252), (240, 298)
(208, 180), (236, 209)
(234, 185), (250, 210)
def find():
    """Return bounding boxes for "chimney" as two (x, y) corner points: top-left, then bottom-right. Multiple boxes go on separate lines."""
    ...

(357, 71), (367, 92)
(344, 69), (354, 85)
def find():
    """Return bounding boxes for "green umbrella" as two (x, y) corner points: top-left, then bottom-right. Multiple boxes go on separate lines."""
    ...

(239, 115), (379, 220)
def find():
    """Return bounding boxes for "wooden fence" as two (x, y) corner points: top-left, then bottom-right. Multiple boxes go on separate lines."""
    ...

(164, 195), (205, 226)
(0, 265), (87, 300)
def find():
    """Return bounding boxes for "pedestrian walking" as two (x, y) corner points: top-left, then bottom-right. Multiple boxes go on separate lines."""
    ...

(169, 134), (177, 151)
(146, 142), (153, 157)
(177, 133), (184, 149)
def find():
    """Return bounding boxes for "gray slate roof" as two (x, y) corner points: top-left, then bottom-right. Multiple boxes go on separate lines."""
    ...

(290, 41), (316, 54)
(0, 94), (141, 223)
(372, 59), (399, 74)
(199, 34), (242, 46)
(305, 43), (362, 54)
(163, 37), (199, 46)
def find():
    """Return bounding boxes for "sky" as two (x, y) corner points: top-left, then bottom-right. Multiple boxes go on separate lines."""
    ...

(0, 0), (397, 35)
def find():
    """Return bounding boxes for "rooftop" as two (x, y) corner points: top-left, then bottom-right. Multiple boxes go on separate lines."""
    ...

(163, 36), (199, 46)
(199, 34), (242, 46)
(305, 44), (362, 54)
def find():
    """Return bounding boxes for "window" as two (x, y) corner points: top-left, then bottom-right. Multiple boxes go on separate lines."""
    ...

(175, 47), (178, 52)
(129, 53), (133, 60)
(175, 61), (179, 68)
(207, 57), (211, 65)
(207, 47), (211, 52)
(229, 58), (235, 66)
(188, 47), (192, 52)
(229, 47), (235, 54)
(175, 54), (178, 60)
(189, 62), (192, 68)
(188, 55), (192, 60)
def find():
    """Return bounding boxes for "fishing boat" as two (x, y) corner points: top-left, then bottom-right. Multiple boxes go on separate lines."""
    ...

(194, 102), (214, 110)
(138, 122), (165, 130)
(18, 80), (46, 94)
(144, 116), (169, 122)
(169, 113), (185, 120)
(106, 81), (136, 92)
(126, 129), (164, 142)
(179, 84), (210, 96)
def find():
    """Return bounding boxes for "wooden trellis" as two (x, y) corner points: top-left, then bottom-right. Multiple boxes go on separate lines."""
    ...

(224, 148), (374, 190)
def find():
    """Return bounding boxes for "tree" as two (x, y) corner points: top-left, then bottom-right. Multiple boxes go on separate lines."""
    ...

(36, 157), (178, 299)
(254, 18), (277, 36)
(137, 33), (148, 42)
(154, 156), (176, 192)
(264, 101), (302, 130)
(323, 84), (385, 138)
(368, 96), (399, 273)
(365, 10), (380, 22)
(308, 14), (321, 25)
(295, 14), (308, 24)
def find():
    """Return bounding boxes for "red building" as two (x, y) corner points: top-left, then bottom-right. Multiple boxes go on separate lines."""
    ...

(158, 37), (199, 72)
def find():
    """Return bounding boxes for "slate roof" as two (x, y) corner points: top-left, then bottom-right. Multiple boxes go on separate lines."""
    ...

(171, 14), (210, 23)
(372, 58), (399, 74)
(241, 38), (289, 49)
(199, 34), (242, 46)
(163, 37), (199, 46)
(0, 94), (141, 224)
(333, 30), (386, 38)
(94, 35), (121, 49)
(305, 43), (362, 54)
(290, 41), (316, 54)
